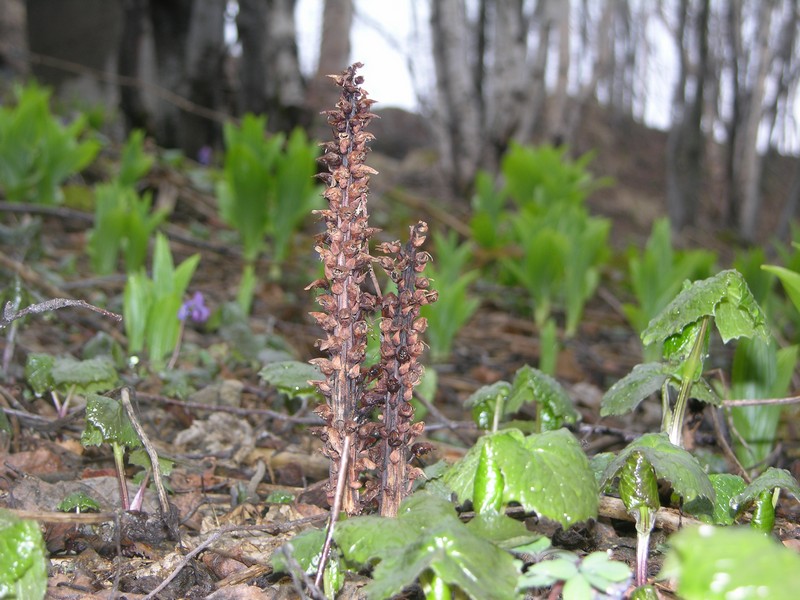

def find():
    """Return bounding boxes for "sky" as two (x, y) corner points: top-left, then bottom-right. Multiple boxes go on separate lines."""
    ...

(295, 0), (431, 111)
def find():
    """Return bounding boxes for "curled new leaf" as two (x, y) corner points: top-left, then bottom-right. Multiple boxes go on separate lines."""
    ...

(641, 269), (769, 347)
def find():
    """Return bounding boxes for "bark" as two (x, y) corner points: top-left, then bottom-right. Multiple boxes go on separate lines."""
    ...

(306, 0), (354, 113)
(118, 0), (152, 133)
(238, 0), (307, 130)
(0, 0), (28, 77)
(546, 0), (570, 142)
(666, 0), (709, 230)
(734, 0), (774, 242)
(181, 0), (228, 157)
(430, 0), (482, 194)
(485, 0), (527, 165)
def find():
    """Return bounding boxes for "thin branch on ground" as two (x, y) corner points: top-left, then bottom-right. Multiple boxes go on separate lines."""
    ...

(136, 391), (323, 424)
(723, 395), (800, 407)
(314, 433), (352, 589)
(1, 297), (121, 328)
(142, 516), (326, 600)
(121, 387), (180, 540)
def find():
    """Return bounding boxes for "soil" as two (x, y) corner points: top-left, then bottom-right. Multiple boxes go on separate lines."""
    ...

(1, 104), (799, 599)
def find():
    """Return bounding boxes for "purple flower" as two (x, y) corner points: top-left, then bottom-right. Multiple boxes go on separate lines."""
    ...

(178, 292), (210, 323)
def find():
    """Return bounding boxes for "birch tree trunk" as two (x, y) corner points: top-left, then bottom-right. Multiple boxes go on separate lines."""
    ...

(733, 0), (774, 241)
(666, 0), (709, 230)
(306, 0), (353, 113)
(0, 0), (28, 77)
(430, 0), (482, 194)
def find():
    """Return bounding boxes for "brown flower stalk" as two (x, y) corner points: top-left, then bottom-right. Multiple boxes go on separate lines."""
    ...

(308, 64), (436, 517)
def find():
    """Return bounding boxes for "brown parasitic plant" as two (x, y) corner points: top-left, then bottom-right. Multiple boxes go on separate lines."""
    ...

(308, 63), (436, 518)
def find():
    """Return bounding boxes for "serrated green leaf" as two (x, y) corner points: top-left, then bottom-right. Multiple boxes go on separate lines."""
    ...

(507, 365), (579, 431)
(271, 528), (325, 574)
(50, 356), (118, 395)
(474, 439), (504, 514)
(601, 433), (714, 505)
(128, 447), (174, 476)
(684, 473), (745, 525)
(464, 381), (511, 429)
(600, 362), (671, 417)
(732, 467), (800, 513)
(0, 509), (47, 600)
(81, 394), (141, 449)
(580, 551), (632, 587)
(521, 558), (579, 587)
(642, 270), (769, 347)
(24, 353), (55, 395)
(660, 525), (800, 599)
(57, 491), (101, 513)
(443, 429), (598, 527)
(335, 492), (520, 600)
(465, 512), (542, 550)
(259, 361), (322, 397)
(619, 451), (659, 514)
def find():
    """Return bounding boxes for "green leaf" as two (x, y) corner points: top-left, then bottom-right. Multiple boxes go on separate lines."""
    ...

(271, 528), (325, 574)
(601, 433), (714, 505)
(684, 473), (745, 525)
(465, 512), (542, 550)
(642, 270), (769, 347)
(50, 356), (118, 395)
(732, 467), (800, 513)
(464, 381), (511, 430)
(600, 362), (671, 417)
(443, 429), (598, 527)
(0, 509), (48, 600)
(473, 440), (504, 514)
(507, 365), (579, 431)
(334, 492), (520, 600)
(128, 448), (174, 477)
(519, 557), (579, 587)
(259, 361), (322, 397)
(24, 353), (55, 396)
(81, 394), (141, 449)
(763, 264), (800, 315)
(579, 551), (632, 591)
(660, 525), (800, 599)
(618, 451), (660, 514)
(57, 491), (101, 513)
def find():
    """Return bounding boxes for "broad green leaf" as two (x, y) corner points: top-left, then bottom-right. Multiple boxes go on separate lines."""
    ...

(600, 362), (671, 417)
(684, 473), (746, 525)
(763, 264), (800, 314)
(259, 361), (322, 397)
(129, 448), (174, 477)
(464, 381), (511, 429)
(642, 270), (769, 347)
(473, 440), (504, 514)
(443, 429), (598, 527)
(335, 492), (520, 600)
(271, 528), (325, 574)
(465, 512), (542, 550)
(50, 356), (118, 395)
(601, 433), (714, 505)
(57, 492), (101, 513)
(579, 551), (632, 591)
(519, 557), (579, 587)
(732, 467), (800, 513)
(660, 525), (800, 599)
(117, 129), (153, 187)
(618, 451), (659, 514)
(81, 394), (140, 449)
(0, 509), (47, 600)
(730, 340), (798, 468)
(507, 365), (579, 431)
(24, 353), (55, 395)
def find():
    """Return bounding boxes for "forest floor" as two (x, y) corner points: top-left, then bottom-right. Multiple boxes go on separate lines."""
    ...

(1, 105), (800, 599)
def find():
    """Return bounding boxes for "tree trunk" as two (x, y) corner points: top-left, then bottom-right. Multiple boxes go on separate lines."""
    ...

(239, 0), (307, 130)
(118, 0), (152, 134)
(546, 0), (570, 143)
(307, 0), (353, 113)
(734, 0), (774, 242)
(181, 0), (227, 157)
(485, 0), (527, 166)
(666, 0), (709, 230)
(430, 0), (482, 194)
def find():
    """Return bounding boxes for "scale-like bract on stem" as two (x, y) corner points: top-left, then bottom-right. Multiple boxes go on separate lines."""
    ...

(308, 64), (436, 516)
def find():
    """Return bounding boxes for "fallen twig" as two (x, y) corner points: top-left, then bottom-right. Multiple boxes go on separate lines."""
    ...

(1, 297), (121, 328)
